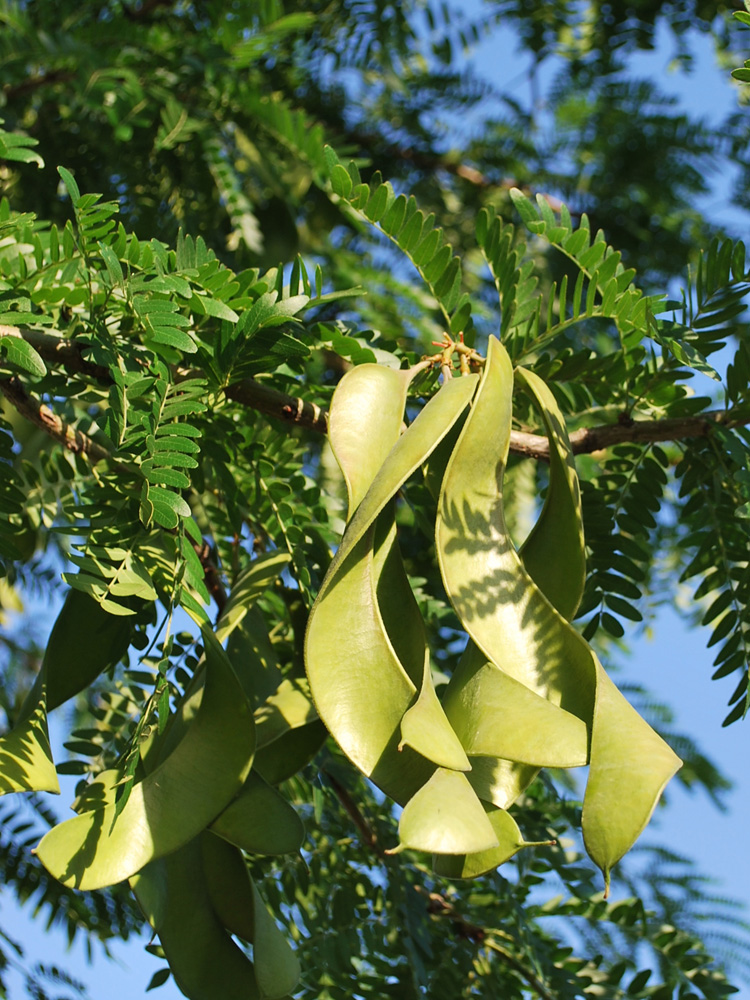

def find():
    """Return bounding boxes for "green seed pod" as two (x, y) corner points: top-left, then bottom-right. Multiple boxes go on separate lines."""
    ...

(35, 628), (255, 890)
(306, 371), (479, 806)
(0, 589), (135, 797)
(436, 336), (681, 889)
(131, 837), (264, 1000)
(210, 771), (304, 856)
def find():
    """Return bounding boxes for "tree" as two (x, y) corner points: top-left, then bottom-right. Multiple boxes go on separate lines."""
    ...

(0, 1), (749, 997)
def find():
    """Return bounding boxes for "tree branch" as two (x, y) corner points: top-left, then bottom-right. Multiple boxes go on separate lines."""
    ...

(511, 411), (743, 460)
(0, 326), (111, 382)
(321, 767), (385, 858)
(0, 377), (111, 464)
(321, 770), (557, 998)
(224, 379), (328, 434)
(3, 70), (77, 102)
(4, 325), (746, 454)
(121, 0), (175, 20)
(483, 938), (557, 1000)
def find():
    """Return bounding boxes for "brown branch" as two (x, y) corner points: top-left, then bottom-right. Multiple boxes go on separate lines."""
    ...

(225, 379), (328, 434)
(194, 542), (228, 615)
(510, 411), (744, 460)
(410, 887), (555, 999)
(3, 70), (77, 102)
(6, 325), (748, 453)
(321, 769), (557, 996)
(483, 939), (557, 1000)
(343, 129), (565, 210)
(0, 377), (111, 464)
(412, 884), (486, 943)
(0, 326), (111, 382)
(122, 0), (174, 21)
(321, 767), (385, 858)
(121, 0), (175, 20)
(322, 762), (562, 998)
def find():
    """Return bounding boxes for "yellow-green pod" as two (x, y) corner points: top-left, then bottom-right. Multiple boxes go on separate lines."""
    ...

(514, 365), (586, 620)
(436, 336), (681, 887)
(329, 363), (415, 518)
(201, 834), (300, 999)
(393, 768), (498, 856)
(433, 803), (549, 879)
(443, 644), (587, 767)
(210, 771), (304, 856)
(0, 589), (134, 797)
(254, 720), (327, 785)
(131, 838), (263, 1000)
(306, 373), (479, 804)
(35, 628), (255, 890)
(446, 357), (591, 819)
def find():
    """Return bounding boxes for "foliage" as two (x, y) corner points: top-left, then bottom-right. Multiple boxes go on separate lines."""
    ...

(0, 1), (749, 998)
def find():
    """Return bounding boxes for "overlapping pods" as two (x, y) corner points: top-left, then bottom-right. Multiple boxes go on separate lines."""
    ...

(306, 337), (681, 888)
(16, 552), (309, 1000)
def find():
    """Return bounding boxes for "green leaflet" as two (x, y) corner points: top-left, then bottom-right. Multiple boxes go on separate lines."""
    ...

(35, 628), (255, 890)
(306, 373), (478, 806)
(210, 771), (304, 855)
(437, 336), (681, 886)
(0, 590), (133, 797)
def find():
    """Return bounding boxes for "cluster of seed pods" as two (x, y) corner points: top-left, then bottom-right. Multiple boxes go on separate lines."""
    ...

(306, 335), (681, 891)
(0, 556), (311, 1000)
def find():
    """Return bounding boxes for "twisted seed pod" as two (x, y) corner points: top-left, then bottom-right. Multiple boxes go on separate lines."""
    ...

(210, 771), (304, 856)
(131, 834), (297, 1000)
(436, 336), (681, 887)
(201, 834), (300, 999)
(36, 628), (255, 890)
(306, 370), (479, 815)
(442, 360), (590, 813)
(435, 358), (590, 876)
(0, 590), (134, 796)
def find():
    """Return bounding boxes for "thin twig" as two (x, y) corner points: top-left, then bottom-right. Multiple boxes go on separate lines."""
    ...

(510, 410), (744, 460)
(321, 767), (385, 858)
(194, 542), (228, 615)
(484, 938), (556, 1000)
(411, 885), (555, 997)
(321, 772), (556, 996)
(3, 70), (77, 102)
